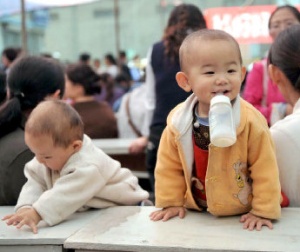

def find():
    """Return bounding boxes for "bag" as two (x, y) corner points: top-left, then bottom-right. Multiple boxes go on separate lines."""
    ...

(125, 94), (142, 137)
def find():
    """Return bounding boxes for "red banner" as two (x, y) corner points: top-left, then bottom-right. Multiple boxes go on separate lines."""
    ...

(204, 5), (300, 44)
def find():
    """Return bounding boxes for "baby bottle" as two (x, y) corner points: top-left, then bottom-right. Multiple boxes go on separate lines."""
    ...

(209, 94), (236, 147)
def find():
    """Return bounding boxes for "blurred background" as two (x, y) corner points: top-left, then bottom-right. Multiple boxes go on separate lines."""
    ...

(0, 0), (299, 67)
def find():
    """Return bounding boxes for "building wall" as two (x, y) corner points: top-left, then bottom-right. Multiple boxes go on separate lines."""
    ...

(45, 0), (168, 62)
(43, 0), (288, 63)
(0, 0), (291, 63)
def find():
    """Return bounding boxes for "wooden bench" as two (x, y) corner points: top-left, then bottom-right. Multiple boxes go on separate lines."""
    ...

(64, 206), (300, 252)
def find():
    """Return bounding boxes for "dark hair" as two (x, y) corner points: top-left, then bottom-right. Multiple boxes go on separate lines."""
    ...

(119, 51), (126, 58)
(8, 56), (65, 108)
(115, 73), (131, 91)
(66, 63), (101, 95)
(163, 3), (207, 63)
(2, 47), (20, 62)
(99, 72), (115, 103)
(115, 73), (130, 83)
(79, 53), (91, 63)
(105, 53), (117, 65)
(0, 69), (6, 104)
(0, 56), (65, 137)
(268, 5), (300, 29)
(268, 24), (300, 91)
(40, 52), (53, 58)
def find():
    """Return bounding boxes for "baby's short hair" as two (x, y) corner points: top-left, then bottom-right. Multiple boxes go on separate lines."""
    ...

(25, 100), (84, 148)
(179, 29), (243, 71)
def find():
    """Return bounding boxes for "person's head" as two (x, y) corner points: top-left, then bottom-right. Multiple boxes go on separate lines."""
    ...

(176, 29), (246, 114)
(163, 3), (207, 62)
(40, 52), (53, 58)
(268, 5), (300, 40)
(79, 53), (91, 65)
(104, 53), (117, 66)
(8, 56), (65, 111)
(118, 51), (127, 63)
(1, 47), (20, 68)
(25, 100), (84, 171)
(115, 73), (131, 91)
(93, 58), (101, 69)
(0, 56), (65, 137)
(268, 24), (300, 106)
(65, 63), (101, 100)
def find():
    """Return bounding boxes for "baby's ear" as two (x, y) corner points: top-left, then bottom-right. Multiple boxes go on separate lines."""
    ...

(176, 72), (192, 92)
(241, 66), (247, 82)
(72, 140), (83, 153)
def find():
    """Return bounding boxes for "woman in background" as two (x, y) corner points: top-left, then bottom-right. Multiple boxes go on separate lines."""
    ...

(269, 24), (300, 207)
(104, 53), (119, 78)
(130, 4), (207, 192)
(0, 56), (65, 205)
(65, 63), (118, 139)
(243, 5), (300, 125)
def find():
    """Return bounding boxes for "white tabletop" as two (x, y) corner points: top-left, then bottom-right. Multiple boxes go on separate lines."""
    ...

(65, 206), (300, 252)
(92, 138), (134, 154)
(0, 206), (101, 246)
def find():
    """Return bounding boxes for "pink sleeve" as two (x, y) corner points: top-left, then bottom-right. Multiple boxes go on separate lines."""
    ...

(242, 60), (271, 123)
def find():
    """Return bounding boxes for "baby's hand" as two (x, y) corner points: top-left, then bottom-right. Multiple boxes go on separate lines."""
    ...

(240, 212), (273, 231)
(149, 206), (186, 221)
(2, 208), (42, 234)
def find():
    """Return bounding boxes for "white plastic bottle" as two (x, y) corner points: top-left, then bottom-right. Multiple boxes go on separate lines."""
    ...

(209, 95), (236, 147)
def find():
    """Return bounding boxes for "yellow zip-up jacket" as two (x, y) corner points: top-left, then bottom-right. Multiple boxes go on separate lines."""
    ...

(155, 94), (281, 220)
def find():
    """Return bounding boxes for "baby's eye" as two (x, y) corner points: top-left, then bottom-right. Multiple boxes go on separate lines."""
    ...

(44, 156), (52, 159)
(205, 71), (214, 75)
(228, 69), (236, 73)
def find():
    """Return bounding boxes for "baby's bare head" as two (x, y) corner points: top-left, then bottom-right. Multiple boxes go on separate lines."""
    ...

(25, 100), (84, 148)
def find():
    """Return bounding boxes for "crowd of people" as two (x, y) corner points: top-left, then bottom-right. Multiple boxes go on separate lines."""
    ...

(0, 3), (300, 234)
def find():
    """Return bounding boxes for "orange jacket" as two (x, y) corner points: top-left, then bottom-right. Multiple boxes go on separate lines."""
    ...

(155, 94), (281, 220)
